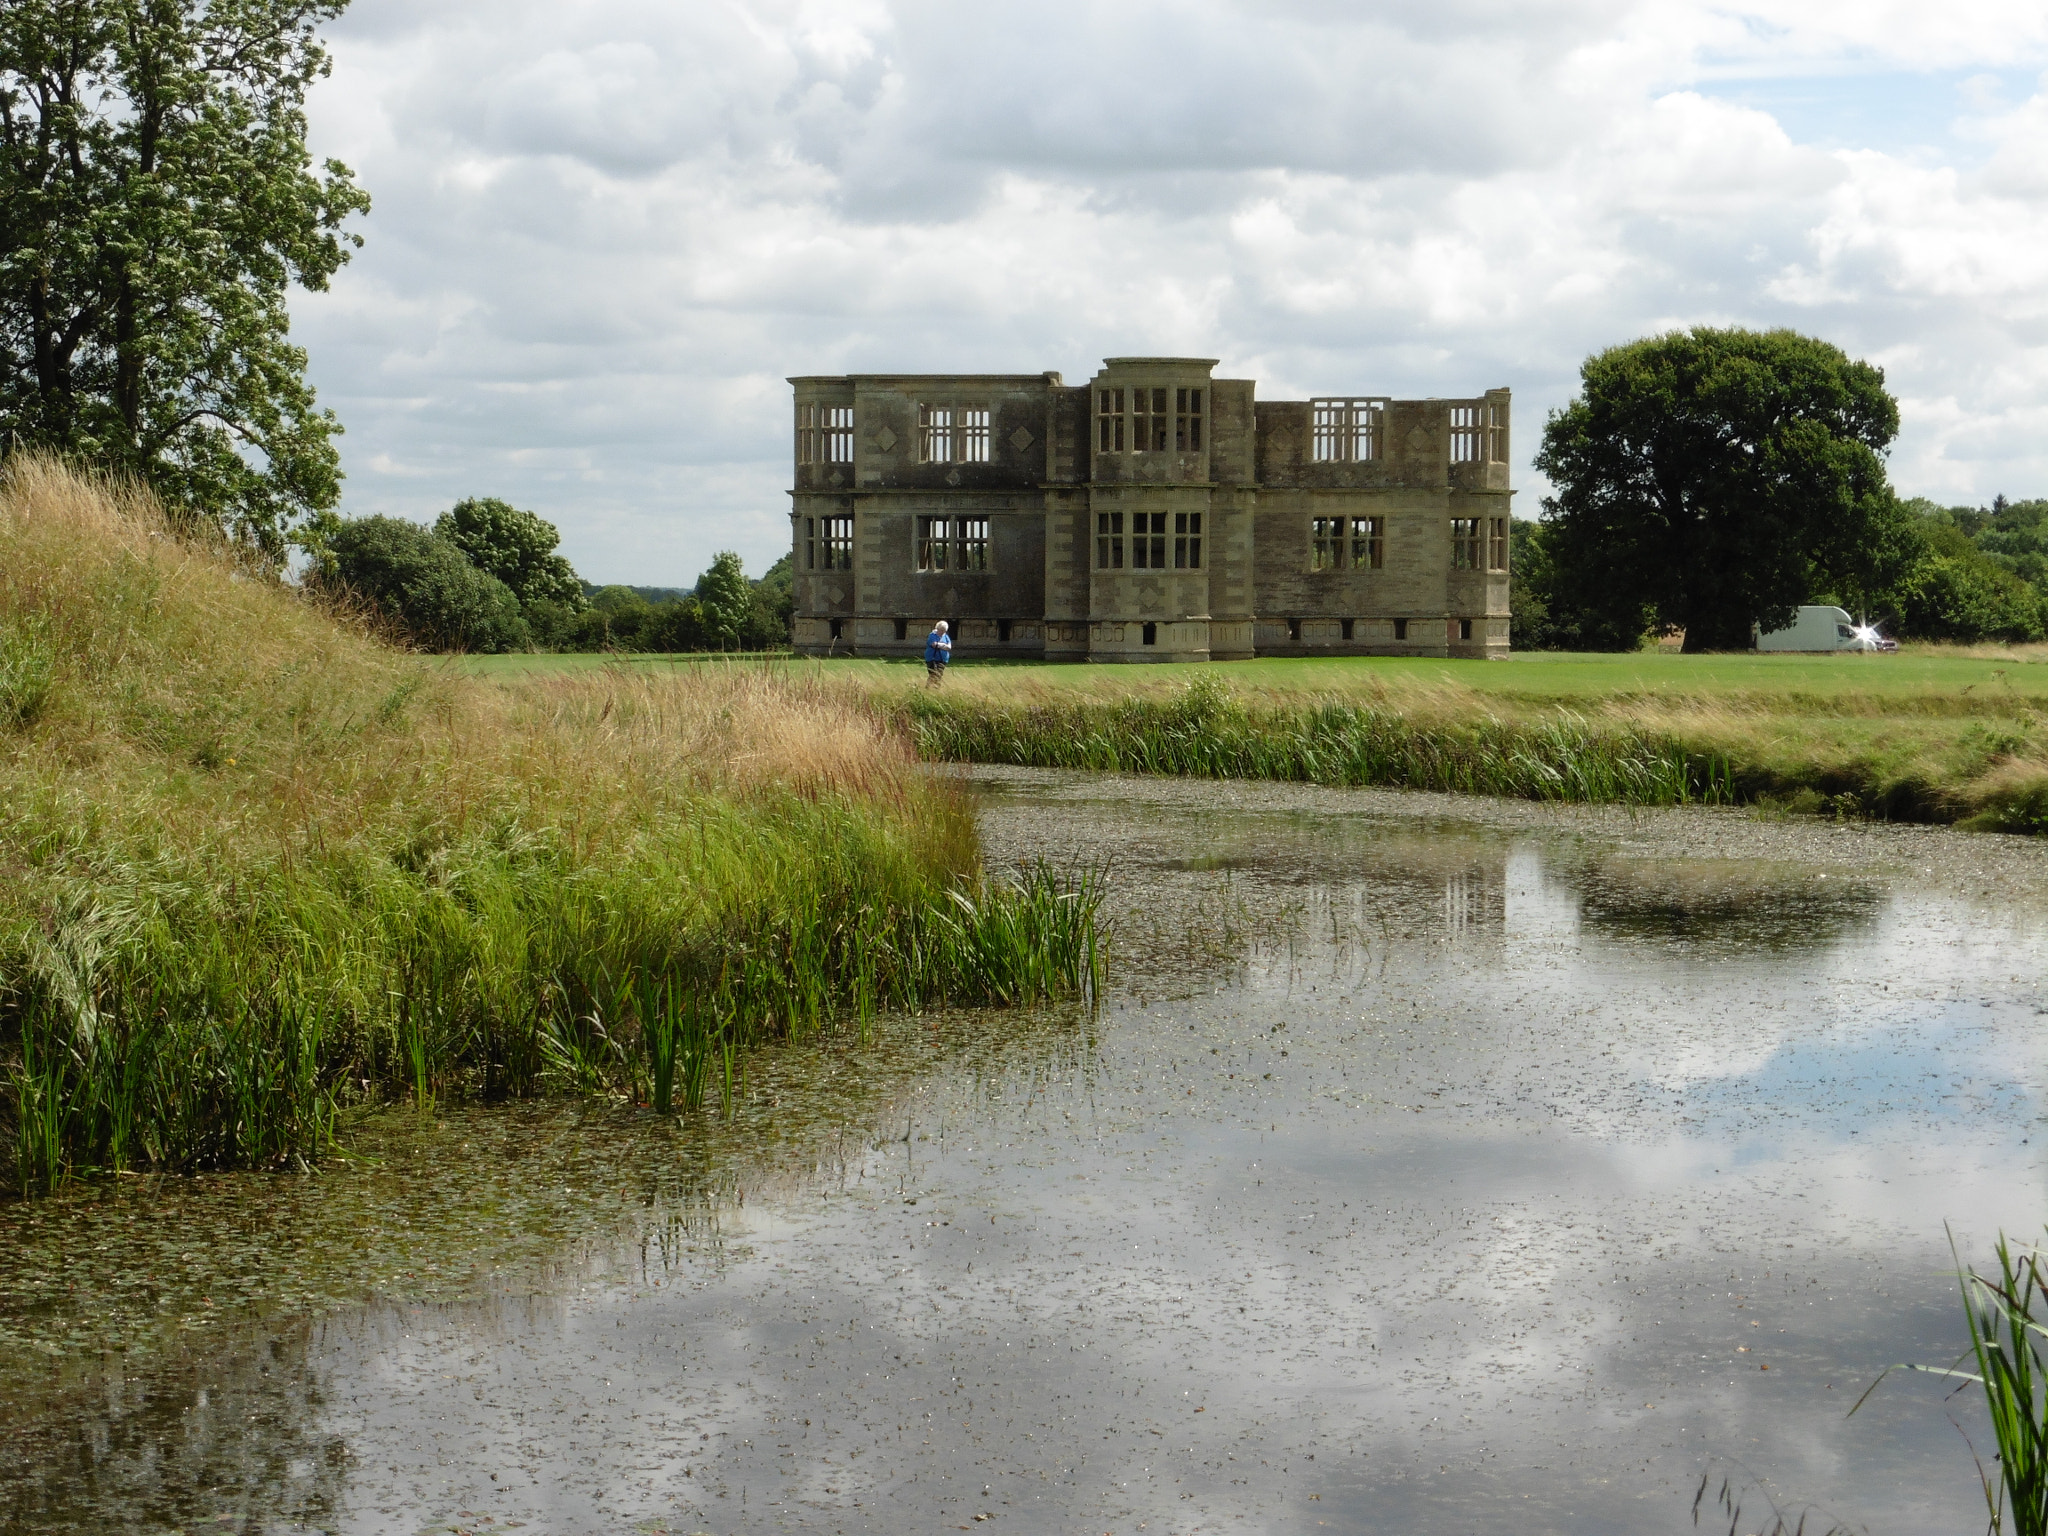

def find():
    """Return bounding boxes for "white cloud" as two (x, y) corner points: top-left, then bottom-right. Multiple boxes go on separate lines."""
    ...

(292, 0), (2048, 583)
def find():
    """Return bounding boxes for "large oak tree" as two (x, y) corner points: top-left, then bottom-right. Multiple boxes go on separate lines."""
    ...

(1534, 327), (1908, 651)
(0, 0), (368, 552)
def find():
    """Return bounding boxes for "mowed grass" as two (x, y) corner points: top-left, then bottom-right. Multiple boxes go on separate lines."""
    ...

(461, 646), (2048, 831)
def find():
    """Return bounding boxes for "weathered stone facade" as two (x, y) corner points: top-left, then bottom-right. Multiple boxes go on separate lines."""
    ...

(790, 358), (1510, 661)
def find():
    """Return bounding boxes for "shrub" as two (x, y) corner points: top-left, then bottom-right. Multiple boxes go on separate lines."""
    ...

(325, 515), (530, 652)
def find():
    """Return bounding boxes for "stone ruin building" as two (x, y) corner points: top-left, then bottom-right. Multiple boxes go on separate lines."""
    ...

(788, 357), (1511, 662)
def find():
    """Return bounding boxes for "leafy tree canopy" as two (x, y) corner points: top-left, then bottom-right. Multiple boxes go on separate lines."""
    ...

(324, 516), (527, 653)
(695, 550), (751, 649)
(433, 496), (585, 611)
(1534, 327), (1908, 652)
(0, 0), (368, 553)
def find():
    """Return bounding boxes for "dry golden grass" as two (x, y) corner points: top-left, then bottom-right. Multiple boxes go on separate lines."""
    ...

(0, 454), (952, 874)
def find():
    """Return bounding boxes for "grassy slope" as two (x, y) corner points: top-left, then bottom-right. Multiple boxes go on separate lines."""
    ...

(464, 649), (2048, 829)
(0, 461), (1097, 1193)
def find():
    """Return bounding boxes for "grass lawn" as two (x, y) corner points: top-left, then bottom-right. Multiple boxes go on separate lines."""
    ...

(457, 645), (2048, 712)
(454, 645), (2048, 829)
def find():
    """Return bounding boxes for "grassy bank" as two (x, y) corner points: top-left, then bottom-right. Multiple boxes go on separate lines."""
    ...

(890, 668), (2048, 831)
(0, 461), (1100, 1195)
(473, 652), (2048, 832)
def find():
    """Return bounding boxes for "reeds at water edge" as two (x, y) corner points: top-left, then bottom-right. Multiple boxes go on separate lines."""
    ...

(0, 457), (1103, 1194)
(898, 674), (1738, 808)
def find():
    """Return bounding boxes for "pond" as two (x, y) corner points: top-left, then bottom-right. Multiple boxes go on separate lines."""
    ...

(5, 768), (2047, 1535)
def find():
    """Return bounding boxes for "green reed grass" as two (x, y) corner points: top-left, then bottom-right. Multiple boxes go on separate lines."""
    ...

(1853, 1229), (2048, 1536)
(0, 458), (1102, 1195)
(898, 673), (1735, 807)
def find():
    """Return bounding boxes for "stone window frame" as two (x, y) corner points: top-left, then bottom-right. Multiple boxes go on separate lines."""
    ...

(1353, 515), (1384, 570)
(918, 402), (993, 465)
(959, 408), (991, 463)
(1487, 516), (1508, 572)
(1175, 388), (1204, 452)
(1309, 514), (1382, 571)
(916, 514), (990, 573)
(1130, 510), (1168, 569)
(1449, 402), (1504, 465)
(1097, 389), (1126, 453)
(1311, 515), (1346, 571)
(1310, 398), (1387, 463)
(1095, 510), (1124, 569)
(796, 402), (854, 465)
(819, 513), (855, 571)
(1174, 512), (1203, 570)
(1450, 516), (1481, 570)
(1131, 387), (1170, 453)
(918, 404), (953, 464)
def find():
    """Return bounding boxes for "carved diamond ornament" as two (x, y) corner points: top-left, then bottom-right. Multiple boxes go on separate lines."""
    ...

(945, 469), (963, 486)
(1009, 427), (1035, 451)
(827, 470), (844, 487)
(874, 426), (898, 452)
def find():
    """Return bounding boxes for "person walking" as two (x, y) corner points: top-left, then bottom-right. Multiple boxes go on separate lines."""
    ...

(924, 619), (952, 685)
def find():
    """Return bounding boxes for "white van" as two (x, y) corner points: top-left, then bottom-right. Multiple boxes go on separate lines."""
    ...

(1754, 606), (1895, 653)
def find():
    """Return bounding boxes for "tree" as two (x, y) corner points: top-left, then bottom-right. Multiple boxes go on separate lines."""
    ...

(433, 497), (585, 610)
(695, 550), (751, 649)
(1882, 505), (2047, 642)
(1534, 328), (1907, 652)
(324, 516), (527, 653)
(0, 0), (369, 553)
(745, 552), (794, 649)
(1507, 518), (1572, 651)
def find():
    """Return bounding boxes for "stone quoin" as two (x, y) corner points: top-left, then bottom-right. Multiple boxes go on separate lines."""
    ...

(790, 357), (1511, 661)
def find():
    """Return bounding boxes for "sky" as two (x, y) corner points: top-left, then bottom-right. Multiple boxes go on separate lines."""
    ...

(294, 0), (2048, 587)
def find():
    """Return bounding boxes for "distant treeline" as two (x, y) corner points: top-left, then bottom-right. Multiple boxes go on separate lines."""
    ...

(565, 563), (793, 654)
(1513, 495), (2048, 649)
(304, 497), (792, 654)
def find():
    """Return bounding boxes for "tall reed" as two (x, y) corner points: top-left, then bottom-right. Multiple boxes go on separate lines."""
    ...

(0, 458), (1101, 1194)
(897, 673), (1735, 807)
(1853, 1229), (2048, 1536)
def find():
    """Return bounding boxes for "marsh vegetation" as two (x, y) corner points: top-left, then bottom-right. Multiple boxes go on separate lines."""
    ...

(0, 459), (1100, 1195)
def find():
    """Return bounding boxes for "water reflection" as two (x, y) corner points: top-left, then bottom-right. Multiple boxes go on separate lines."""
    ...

(6, 771), (2048, 1535)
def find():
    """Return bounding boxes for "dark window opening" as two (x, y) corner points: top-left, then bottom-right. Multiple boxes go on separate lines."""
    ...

(1175, 388), (1203, 451)
(821, 514), (854, 570)
(1142, 622), (1157, 646)
(998, 618), (1012, 643)
(1393, 618), (1408, 641)
(1459, 617), (1474, 641)
(1286, 617), (1302, 642)
(1096, 511), (1124, 569)
(1451, 517), (1481, 570)
(1131, 511), (1167, 569)
(1341, 618), (1354, 641)
(894, 617), (908, 641)
(828, 618), (844, 641)
(1174, 511), (1202, 568)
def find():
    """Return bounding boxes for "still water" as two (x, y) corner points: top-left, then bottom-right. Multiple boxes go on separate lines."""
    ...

(5, 768), (2048, 1535)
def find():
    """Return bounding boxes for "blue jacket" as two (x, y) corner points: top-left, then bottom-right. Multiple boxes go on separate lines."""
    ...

(924, 629), (952, 665)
